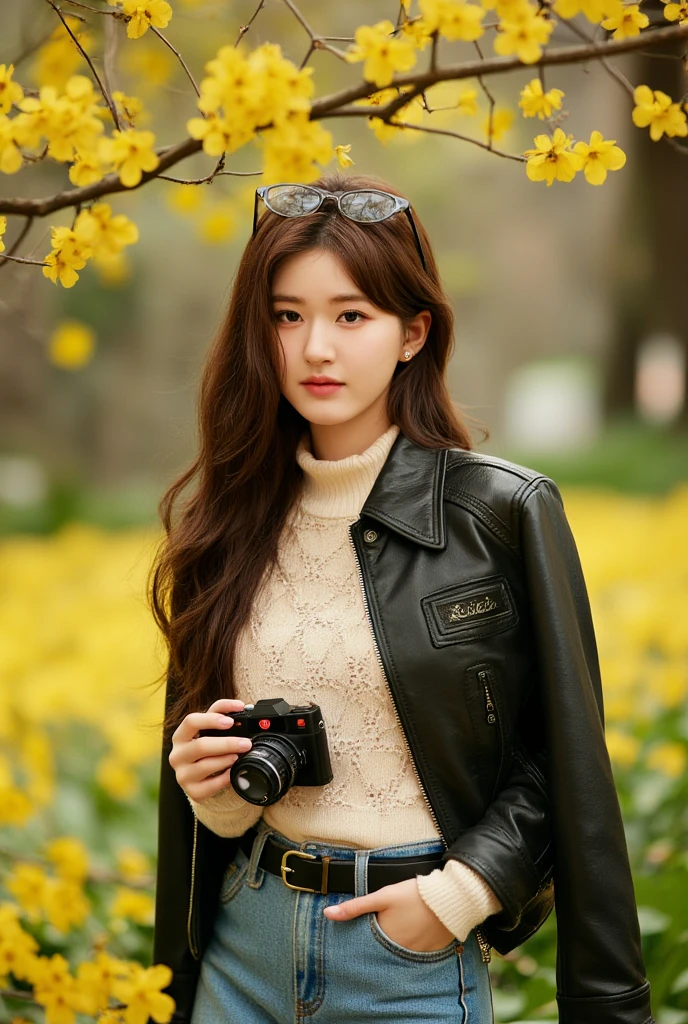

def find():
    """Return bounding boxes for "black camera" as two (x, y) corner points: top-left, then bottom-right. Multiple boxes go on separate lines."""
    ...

(198, 697), (333, 806)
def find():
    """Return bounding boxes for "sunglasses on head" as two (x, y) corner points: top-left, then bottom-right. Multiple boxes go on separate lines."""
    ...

(252, 183), (427, 272)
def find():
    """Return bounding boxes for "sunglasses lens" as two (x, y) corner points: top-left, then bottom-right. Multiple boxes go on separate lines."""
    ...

(264, 185), (321, 216)
(339, 190), (397, 222)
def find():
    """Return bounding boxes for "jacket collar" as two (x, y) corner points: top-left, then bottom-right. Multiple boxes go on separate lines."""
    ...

(359, 430), (449, 550)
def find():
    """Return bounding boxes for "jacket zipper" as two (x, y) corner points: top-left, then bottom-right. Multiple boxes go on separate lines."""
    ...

(187, 809), (200, 959)
(348, 522), (492, 963)
(479, 670), (497, 725)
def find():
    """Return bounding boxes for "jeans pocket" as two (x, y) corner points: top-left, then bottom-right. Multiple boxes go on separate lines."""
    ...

(219, 844), (250, 904)
(368, 910), (459, 963)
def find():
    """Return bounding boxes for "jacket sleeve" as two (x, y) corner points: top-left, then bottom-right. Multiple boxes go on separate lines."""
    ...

(516, 477), (652, 1024)
(151, 672), (202, 1024)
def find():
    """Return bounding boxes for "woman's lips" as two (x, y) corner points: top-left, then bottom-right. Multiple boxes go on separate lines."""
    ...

(302, 383), (344, 396)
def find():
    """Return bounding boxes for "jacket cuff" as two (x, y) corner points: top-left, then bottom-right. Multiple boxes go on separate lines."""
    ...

(415, 857), (503, 942)
(185, 786), (263, 838)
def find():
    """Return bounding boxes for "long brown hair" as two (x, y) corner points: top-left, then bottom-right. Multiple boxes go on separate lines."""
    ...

(147, 170), (488, 739)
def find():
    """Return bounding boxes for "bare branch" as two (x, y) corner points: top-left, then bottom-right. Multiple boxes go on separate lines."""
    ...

(0, 136), (203, 217)
(393, 119), (526, 161)
(235, 0), (267, 46)
(43, 0), (122, 130)
(149, 25), (200, 97)
(0, 217), (34, 272)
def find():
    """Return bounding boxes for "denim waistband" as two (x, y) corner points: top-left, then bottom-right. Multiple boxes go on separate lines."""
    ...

(252, 816), (447, 861)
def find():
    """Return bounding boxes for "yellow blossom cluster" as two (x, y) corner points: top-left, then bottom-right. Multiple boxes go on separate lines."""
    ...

(186, 42), (335, 184)
(0, 522), (166, 820)
(0, 911), (174, 1024)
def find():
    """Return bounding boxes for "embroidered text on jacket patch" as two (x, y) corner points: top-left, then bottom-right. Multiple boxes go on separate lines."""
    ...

(421, 574), (518, 647)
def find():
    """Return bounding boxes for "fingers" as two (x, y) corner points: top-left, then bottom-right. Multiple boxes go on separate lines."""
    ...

(172, 698), (246, 746)
(168, 699), (253, 803)
(324, 893), (378, 919)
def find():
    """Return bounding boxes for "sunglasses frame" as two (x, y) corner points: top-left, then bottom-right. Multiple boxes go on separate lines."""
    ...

(252, 183), (427, 272)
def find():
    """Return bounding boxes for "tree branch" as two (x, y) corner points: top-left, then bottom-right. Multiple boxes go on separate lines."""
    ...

(310, 20), (688, 119)
(43, 0), (122, 130)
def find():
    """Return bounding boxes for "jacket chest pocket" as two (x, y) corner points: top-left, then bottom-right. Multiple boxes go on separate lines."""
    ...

(465, 662), (507, 801)
(420, 574), (518, 648)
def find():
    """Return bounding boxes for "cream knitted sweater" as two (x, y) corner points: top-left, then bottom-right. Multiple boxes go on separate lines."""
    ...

(187, 422), (502, 941)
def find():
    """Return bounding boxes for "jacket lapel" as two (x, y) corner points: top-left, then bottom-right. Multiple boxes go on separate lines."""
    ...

(359, 430), (449, 550)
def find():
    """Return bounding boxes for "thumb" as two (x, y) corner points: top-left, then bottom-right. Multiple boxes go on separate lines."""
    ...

(324, 893), (381, 920)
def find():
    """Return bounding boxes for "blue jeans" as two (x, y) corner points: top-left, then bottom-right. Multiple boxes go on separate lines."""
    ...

(190, 817), (494, 1023)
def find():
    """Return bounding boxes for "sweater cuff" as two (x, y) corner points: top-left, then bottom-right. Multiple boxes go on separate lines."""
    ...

(416, 857), (503, 942)
(184, 784), (263, 838)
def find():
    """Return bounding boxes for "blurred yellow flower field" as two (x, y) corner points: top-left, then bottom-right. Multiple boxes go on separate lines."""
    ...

(0, 484), (687, 1022)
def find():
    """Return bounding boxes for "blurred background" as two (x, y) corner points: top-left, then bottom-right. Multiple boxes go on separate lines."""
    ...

(1, 0), (687, 1021)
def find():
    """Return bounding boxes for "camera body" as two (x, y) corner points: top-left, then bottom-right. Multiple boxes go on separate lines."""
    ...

(198, 697), (333, 806)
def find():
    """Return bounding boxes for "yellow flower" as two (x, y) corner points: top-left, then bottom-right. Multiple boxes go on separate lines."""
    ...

(523, 126), (585, 185)
(197, 204), (236, 244)
(493, 3), (555, 63)
(31, 953), (84, 1024)
(110, 887), (155, 926)
(356, 87), (424, 143)
(483, 106), (515, 140)
(98, 128), (159, 187)
(519, 78), (565, 119)
(0, 64), (24, 114)
(0, 785), (34, 825)
(187, 112), (254, 158)
(76, 952), (128, 1017)
(0, 213), (6, 252)
(601, 2), (649, 35)
(122, 0), (172, 39)
(166, 183), (205, 214)
(400, 17), (435, 48)
(110, 963), (175, 1024)
(48, 321), (96, 368)
(419, 0), (486, 40)
(45, 837), (90, 883)
(43, 877), (91, 933)
(73, 203), (139, 259)
(96, 756), (139, 800)
(68, 152), (107, 187)
(112, 90), (147, 127)
(344, 20), (418, 88)
(632, 84), (688, 140)
(662, 0), (688, 20)
(259, 114), (334, 184)
(553, 0), (624, 21)
(0, 115), (24, 174)
(0, 903), (39, 982)
(572, 130), (626, 183)
(116, 847), (151, 882)
(6, 864), (50, 923)
(605, 728), (640, 767)
(645, 742), (686, 778)
(334, 143), (354, 168)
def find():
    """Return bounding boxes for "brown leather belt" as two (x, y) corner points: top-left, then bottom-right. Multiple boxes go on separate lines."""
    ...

(238, 826), (445, 895)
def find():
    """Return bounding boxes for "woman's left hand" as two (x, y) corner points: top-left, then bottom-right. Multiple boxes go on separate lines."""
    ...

(323, 877), (456, 952)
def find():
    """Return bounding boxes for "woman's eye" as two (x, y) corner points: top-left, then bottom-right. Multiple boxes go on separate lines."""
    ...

(339, 310), (366, 324)
(275, 310), (301, 323)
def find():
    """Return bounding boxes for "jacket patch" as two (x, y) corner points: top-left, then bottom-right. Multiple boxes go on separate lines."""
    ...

(421, 574), (518, 647)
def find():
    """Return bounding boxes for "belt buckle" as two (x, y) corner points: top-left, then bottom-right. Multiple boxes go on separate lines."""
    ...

(280, 849), (329, 893)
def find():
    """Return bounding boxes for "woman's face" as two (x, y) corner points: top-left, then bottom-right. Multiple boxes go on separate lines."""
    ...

(273, 248), (430, 440)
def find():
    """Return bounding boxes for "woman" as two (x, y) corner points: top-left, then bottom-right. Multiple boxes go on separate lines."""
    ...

(149, 171), (653, 1024)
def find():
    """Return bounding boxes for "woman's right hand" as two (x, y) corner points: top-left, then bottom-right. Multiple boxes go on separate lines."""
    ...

(169, 698), (254, 802)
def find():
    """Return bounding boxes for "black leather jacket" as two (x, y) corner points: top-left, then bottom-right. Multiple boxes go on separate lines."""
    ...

(152, 431), (654, 1024)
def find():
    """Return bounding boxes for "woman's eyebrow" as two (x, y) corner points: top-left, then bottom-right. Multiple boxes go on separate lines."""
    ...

(271, 292), (370, 303)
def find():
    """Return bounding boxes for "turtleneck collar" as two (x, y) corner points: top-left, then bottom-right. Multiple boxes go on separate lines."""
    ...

(295, 423), (401, 519)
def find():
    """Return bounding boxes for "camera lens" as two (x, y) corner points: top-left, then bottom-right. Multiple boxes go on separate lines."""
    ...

(229, 735), (303, 806)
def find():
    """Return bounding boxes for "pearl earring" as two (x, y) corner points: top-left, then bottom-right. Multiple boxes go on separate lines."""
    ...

(404, 351), (412, 360)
